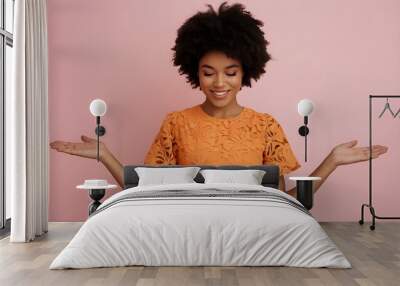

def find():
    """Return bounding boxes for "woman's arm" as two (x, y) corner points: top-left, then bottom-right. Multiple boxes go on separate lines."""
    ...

(286, 140), (388, 198)
(100, 148), (124, 188)
(285, 154), (336, 198)
(50, 135), (124, 188)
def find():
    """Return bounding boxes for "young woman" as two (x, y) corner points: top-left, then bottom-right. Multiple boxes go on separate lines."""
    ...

(50, 2), (387, 197)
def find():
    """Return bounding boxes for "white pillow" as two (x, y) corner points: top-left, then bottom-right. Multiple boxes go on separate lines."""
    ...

(200, 169), (266, 185)
(135, 167), (201, 186)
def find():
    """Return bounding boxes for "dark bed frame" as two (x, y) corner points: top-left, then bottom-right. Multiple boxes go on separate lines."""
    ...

(123, 165), (280, 189)
(122, 164), (315, 210)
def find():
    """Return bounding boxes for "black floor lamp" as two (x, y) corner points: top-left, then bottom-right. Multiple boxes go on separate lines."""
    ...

(297, 99), (314, 162)
(89, 99), (107, 162)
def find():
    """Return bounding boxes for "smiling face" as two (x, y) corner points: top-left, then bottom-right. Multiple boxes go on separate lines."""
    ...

(198, 51), (244, 111)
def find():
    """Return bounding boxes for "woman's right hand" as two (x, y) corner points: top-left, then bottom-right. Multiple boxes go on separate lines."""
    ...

(50, 135), (109, 161)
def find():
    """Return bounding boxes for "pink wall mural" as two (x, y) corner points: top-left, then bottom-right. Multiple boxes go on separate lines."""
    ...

(47, 0), (400, 221)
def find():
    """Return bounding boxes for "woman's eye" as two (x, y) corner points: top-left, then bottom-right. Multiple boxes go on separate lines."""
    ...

(202, 72), (237, 77)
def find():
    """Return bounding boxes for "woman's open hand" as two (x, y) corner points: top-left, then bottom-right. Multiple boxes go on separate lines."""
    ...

(330, 140), (388, 167)
(50, 135), (108, 161)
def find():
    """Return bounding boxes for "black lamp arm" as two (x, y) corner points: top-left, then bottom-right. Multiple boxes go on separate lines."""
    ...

(93, 116), (106, 162)
(298, 116), (309, 162)
(97, 116), (100, 162)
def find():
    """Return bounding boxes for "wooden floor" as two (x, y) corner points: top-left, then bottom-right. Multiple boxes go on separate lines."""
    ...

(0, 222), (399, 286)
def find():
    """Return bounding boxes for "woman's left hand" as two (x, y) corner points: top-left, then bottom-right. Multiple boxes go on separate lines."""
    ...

(330, 140), (388, 167)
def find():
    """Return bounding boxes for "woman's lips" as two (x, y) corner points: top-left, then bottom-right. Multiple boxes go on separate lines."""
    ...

(211, 90), (230, 99)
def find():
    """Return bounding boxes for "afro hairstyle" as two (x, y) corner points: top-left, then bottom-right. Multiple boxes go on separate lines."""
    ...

(172, 2), (271, 88)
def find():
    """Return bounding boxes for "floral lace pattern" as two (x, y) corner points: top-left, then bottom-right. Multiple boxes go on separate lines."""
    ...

(144, 105), (301, 175)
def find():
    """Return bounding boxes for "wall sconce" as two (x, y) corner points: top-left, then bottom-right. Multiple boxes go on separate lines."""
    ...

(89, 99), (107, 162)
(297, 99), (314, 162)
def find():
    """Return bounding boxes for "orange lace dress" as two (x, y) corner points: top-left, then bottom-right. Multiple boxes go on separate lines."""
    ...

(144, 105), (301, 176)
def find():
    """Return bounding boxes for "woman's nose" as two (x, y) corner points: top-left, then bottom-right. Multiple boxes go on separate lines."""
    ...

(213, 74), (225, 87)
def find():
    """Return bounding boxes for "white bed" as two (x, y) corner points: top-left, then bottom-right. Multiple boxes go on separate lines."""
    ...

(50, 183), (351, 269)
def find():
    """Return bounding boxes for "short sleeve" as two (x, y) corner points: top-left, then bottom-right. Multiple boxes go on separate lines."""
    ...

(263, 114), (301, 175)
(144, 113), (177, 165)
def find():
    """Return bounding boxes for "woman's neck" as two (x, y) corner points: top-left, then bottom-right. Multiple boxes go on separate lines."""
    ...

(200, 100), (244, 119)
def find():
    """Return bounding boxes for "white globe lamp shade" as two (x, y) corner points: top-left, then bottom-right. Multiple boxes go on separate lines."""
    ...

(297, 99), (314, 116)
(90, 99), (107, 117)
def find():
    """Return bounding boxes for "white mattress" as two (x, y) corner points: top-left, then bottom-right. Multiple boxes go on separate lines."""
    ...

(50, 183), (351, 269)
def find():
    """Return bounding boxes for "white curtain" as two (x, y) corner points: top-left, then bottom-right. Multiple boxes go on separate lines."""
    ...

(8, 0), (49, 242)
